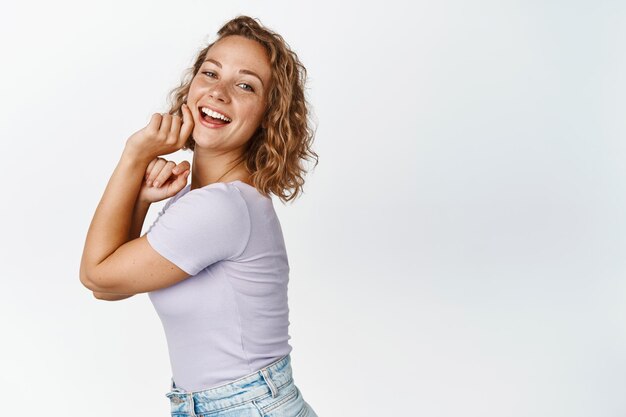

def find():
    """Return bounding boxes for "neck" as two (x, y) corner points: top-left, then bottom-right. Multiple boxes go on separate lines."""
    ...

(189, 147), (250, 190)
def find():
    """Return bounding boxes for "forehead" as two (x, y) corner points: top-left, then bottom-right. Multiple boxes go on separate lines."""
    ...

(205, 36), (271, 78)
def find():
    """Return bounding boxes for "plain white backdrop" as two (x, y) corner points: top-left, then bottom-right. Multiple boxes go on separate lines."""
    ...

(1, 0), (625, 416)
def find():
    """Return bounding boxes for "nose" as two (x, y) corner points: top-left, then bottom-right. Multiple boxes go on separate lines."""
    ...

(208, 81), (230, 103)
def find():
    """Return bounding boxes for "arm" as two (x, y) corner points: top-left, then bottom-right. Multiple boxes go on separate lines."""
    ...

(80, 151), (149, 294)
(80, 108), (194, 294)
(92, 291), (135, 301)
(129, 199), (152, 241)
(90, 198), (152, 301)
(79, 148), (192, 295)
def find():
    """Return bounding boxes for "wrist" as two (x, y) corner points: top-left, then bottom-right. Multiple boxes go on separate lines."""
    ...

(121, 145), (153, 167)
(135, 195), (152, 206)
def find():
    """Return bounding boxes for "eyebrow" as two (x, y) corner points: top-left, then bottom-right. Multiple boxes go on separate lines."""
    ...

(204, 58), (265, 87)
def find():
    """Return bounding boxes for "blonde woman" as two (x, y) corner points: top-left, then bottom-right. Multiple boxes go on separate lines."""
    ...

(80, 15), (319, 417)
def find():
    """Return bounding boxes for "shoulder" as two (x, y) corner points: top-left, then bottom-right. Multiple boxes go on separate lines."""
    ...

(181, 182), (249, 215)
(164, 183), (251, 239)
(144, 182), (252, 272)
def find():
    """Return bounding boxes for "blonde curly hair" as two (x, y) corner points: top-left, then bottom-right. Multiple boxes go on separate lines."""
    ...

(165, 15), (318, 203)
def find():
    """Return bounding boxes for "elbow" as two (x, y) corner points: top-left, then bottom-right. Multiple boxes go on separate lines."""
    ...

(93, 291), (134, 301)
(92, 291), (113, 301)
(79, 265), (110, 293)
(80, 266), (97, 291)
(79, 261), (94, 289)
(82, 279), (106, 294)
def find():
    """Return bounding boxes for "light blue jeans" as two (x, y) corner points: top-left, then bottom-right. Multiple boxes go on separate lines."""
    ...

(165, 354), (318, 417)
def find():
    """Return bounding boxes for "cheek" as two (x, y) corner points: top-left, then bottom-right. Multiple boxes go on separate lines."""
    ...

(255, 98), (269, 120)
(241, 100), (266, 125)
(186, 78), (204, 97)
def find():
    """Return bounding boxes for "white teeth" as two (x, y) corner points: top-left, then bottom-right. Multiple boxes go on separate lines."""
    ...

(201, 107), (231, 122)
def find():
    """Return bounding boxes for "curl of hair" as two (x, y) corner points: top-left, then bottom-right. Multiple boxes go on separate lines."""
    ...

(164, 15), (318, 204)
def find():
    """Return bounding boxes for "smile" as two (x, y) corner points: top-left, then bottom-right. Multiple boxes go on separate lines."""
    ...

(197, 105), (232, 129)
(199, 116), (230, 129)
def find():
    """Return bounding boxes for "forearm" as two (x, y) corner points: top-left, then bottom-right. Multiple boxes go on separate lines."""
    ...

(89, 196), (149, 299)
(80, 150), (150, 285)
(129, 199), (151, 240)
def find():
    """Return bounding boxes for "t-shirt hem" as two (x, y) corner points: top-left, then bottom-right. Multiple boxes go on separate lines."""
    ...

(146, 232), (201, 275)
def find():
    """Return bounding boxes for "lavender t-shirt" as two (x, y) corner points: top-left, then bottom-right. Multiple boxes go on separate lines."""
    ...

(144, 180), (292, 392)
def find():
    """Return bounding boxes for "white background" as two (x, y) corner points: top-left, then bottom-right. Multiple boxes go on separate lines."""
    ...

(1, 0), (625, 416)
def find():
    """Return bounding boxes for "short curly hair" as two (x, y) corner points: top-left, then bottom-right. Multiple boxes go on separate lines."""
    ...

(165, 15), (318, 203)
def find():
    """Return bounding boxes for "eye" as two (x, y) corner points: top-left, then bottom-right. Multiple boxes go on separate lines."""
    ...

(202, 71), (217, 78)
(238, 83), (254, 92)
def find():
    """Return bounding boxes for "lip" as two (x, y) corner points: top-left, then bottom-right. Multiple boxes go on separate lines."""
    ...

(199, 116), (230, 129)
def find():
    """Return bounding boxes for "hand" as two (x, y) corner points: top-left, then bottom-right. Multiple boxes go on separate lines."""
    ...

(124, 103), (194, 163)
(138, 157), (191, 204)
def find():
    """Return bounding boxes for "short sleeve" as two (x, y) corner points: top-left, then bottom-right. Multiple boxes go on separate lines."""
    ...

(145, 184), (251, 276)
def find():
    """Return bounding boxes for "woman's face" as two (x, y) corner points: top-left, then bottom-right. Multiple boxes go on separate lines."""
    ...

(187, 35), (272, 152)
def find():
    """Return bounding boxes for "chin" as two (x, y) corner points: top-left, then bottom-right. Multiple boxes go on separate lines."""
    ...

(191, 137), (219, 150)
(192, 126), (220, 141)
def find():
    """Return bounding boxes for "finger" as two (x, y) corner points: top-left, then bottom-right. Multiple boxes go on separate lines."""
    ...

(172, 160), (191, 175)
(148, 113), (163, 134)
(178, 169), (191, 185)
(168, 114), (182, 144)
(178, 104), (194, 144)
(159, 114), (172, 139)
(175, 169), (190, 185)
(153, 161), (177, 188)
(168, 169), (190, 196)
(145, 158), (158, 179)
(147, 158), (167, 186)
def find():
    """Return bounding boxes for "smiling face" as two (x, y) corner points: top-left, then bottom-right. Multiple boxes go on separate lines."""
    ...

(187, 35), (272, 153)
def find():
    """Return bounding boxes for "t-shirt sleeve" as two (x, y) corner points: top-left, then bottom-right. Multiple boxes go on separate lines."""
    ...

(145, 185), (251, 276)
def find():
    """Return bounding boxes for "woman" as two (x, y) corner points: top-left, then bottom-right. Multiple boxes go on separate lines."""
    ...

(79, 15), (319, 417)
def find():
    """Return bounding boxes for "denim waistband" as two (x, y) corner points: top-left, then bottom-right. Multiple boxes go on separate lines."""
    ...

(165, 354), (293, 415)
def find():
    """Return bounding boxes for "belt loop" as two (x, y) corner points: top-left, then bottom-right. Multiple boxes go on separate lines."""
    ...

(167, 378), (196, 416)
(260, 368), (278, 398)
(189, 393), (197, 417)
